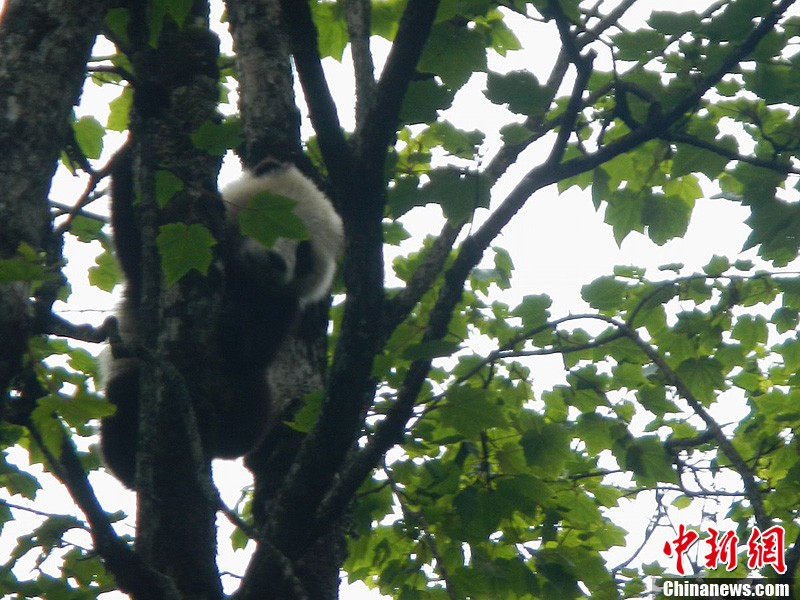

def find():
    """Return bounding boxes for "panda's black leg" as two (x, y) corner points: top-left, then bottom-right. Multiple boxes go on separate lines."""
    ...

(99, 358), (140, 488)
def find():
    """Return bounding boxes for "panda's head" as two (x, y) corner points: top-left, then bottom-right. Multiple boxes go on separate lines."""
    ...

(221, 160), (344, 305)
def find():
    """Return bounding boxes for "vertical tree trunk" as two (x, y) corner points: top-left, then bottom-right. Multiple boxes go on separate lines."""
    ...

(0, 0), (109, 399)
(120, 2), (226, 598)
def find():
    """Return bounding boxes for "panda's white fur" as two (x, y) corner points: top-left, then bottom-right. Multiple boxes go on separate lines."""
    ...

(222, 162), (344, 305)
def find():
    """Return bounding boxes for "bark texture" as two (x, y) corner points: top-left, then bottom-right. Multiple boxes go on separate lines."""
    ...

(0, 0), (109, 402)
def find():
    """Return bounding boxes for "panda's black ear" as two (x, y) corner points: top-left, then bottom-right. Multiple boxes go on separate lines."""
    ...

(252, 158), (284, 177)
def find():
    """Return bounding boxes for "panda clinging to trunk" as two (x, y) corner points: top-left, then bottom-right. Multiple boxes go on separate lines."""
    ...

(100, 158), (344, 487)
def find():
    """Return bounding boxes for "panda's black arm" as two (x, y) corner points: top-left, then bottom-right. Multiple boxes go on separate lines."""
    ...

(109, 147), (142, 298)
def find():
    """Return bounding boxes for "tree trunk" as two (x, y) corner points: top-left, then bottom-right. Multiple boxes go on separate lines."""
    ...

(0, 0), (109, 403)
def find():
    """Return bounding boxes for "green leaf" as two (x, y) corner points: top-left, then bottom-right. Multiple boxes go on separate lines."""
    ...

(73, 116), (104, 160)
(107, 87), (132, 132)
(238, 192), (307, 247)
(730, 315), (768, 352)
(36, 393), (115, 427)
(148, 0), (168, 47)
(154, 170), (184, 208)
(675, 357), (726, 404)
(704, 0), (774, 41)
(0, 243), (47, 283)
(418, 22), (487, 88)
(453, 486), (500, 541)
(659, 262), (684, 273)
(485, 16), (522, 56)
(642, 193), (693, 245)
(383, 221), (411, 245)
(604, 189), (645, 245)
(499, 122), (535, 145)
(313, 3), (348, 60)
(581, 276), (628, 312)
(781, 278), (800, 309)
(436, 0), (491, 21)
(69, 215), (104, 243)
(284, 390), (323, 433)
(672, 141), (734, 179)
(371, 2), (404, 40)
(438, 387), (508, 438)
(88, 250), (121, 292)
(779, 338), (800, 371)
(612, 29), (667, 61)
(772, 307), (799, 334)
(521, 422), (570, 476)
(0, 456), (41, 499)
(485, 70), (551, 117)
(511, 294), (552, 328)
(637, 384), (680, 416)
(105, 8), (130, 45)
(191, 118), (242, 156)
(156, 223), (216, 286)
(647, 11), (702, 35)
(399, 79), (455, 124)
(418, 122), (485, 159)
(386, 176), (422, 218)
(575, 413), (624, 454)
(165, 0), (193, 25)
(402, 340), (461, 360)
(624, 436), (678, 485)
(702, 255), (730, 277)
(419, 168), (490, 223)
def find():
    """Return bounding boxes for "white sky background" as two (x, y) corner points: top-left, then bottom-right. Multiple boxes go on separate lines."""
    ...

(1, 0), (796, 598)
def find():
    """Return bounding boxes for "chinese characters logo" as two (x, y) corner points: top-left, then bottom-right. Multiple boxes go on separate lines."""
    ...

(662, 525), (786, 575)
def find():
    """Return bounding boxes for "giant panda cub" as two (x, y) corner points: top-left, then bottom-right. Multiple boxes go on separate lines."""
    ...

(100, 159), (344, 487)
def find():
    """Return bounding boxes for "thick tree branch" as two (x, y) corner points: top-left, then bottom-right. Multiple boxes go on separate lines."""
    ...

(548, 0), (585, 70)
(266, 9), (443, 534)
(314, 46), (595, 523)
(262, 0), (443, 563)
(225, 0), (303, 163)
(116, 3), (226, 596)
(314, 241), (486, 531)
(545, 49), (595, 166)
(278, 0), (353, 186)
(38, 313), (110, 343)
(345, 0), (376, 131)
(355, 0), (441, 170)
